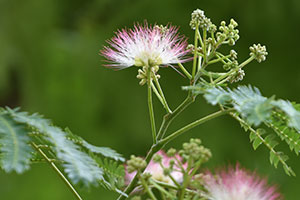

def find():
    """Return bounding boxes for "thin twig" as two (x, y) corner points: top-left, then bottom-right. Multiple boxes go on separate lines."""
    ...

(31, 142), (83, 200)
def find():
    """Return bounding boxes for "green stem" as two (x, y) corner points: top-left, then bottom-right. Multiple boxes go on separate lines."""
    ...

(215, 53), (227, 64)
(118, 144), (162, 200)
(158, 162), (181, 188)
(178, 157), (192, 200)
(153, 180), (203, 197)
(139, 174), (157, 200)
(192, 24), (199, 80)
(178, 62), (192, 80)
(157, 94), (195, 139)
(150, 179), (174, 199)
(31, 142), (83, 200)
(208, 54), (231, 65)
(147, 67), (157, 144)
(202, 29), (207, 64)
(119, 109), (230, 200)
(152, 73), (172, 113)
(201, 70), (226, 78)
(181, 158), (204, 196)
(151, 82), (164, 107)
(160, 109), (233, 146)
(197, 29), (204, 48)
(213, 55), (255, 84)
(238, 55), (256, 68)
(118, 95), (194, 200)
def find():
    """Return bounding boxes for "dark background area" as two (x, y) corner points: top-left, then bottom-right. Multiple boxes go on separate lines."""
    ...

(0, 0), (300, 199)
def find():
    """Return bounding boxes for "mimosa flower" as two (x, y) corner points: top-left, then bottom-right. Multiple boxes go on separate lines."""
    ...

(125, 150), (186, 185)
(101, 23), (190, 70)
(203, 165), (282, 200)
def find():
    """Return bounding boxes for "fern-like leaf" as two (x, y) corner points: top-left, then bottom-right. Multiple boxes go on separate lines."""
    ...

(266, 111), (300, 155)
(186, 84), (300, 176)
(272, 100), (300, 132)
(0, 112), (33, 173)
(203, 87), (231, 105)
(229, 86), (274, 126)
(65, 128), (124, 162)
(96, 158), (125, 189)
(203, 85), (300, 130)
(204, 85), (273, 126)
(232, 113), (295, 176)
(5, 107), (104, 186)
(64, 128), (126, 195)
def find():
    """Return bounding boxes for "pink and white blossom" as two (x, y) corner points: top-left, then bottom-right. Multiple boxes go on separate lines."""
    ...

(125, 150), (186, 185)
(203, 165), (282, 200)
(101, 23), (190, 70)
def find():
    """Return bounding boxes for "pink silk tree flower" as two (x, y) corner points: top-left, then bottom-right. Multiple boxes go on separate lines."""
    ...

(125, 150), (187, 185)
(203, 165), (282, 200)
(101, 23), (190, 70)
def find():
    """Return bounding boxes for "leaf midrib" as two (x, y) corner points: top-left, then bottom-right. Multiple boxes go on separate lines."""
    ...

(0, 115), (19, 169)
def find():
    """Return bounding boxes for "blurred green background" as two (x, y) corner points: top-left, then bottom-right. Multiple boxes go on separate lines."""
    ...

(0, 0), (300, 199)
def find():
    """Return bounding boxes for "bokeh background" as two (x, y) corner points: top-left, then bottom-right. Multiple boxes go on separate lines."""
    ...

(0, 0), (300, 199)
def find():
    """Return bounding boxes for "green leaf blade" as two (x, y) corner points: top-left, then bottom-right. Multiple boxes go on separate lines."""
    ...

(0, 113), (33, 173)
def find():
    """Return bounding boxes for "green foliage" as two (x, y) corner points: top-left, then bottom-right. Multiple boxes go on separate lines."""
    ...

(203, 85), (300, 130)
(204, 85), (274, 126)
(183, 84), (300, 176)
(272, 100), (300, 132)
(5, 107), (104, 186)
(232, 114), (295, 176)
(65, 128), (124, 162)
(201, 87), (231, 105)
(96, 158), (126, 194)
(228, 86), (273, 126)
(0, 113), (33, 173)
(267, 111), (300, 155)
(0, 107), (125, 191)
(65, 128), (127, 196)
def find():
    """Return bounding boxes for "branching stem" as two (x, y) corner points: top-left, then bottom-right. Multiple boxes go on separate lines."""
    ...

(213, 55), (255, 84)
(117, 107), (232, 199)
(139, 173), (157, 200)
(177, 62), (192, 80)
(160, 108), (233, 146)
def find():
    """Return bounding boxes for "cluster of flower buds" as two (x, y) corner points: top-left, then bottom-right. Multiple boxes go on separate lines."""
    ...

(126, 155), (147, 173)
(250, 43), (268, 63)
(230, 50), (238, 60)
(186, 44), (202, 54)
(229, 68), (245, 83)
(136, 65), (160, 85)
(190, 9), (216, 33)
(216, 19), (239, 46)
(221, 50), (239, 71)
(179, 138), (212, 163)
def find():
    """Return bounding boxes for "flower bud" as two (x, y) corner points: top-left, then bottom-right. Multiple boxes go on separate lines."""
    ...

(153, 154), (162, 163)
(126, 155), (147, 173)
(167, 148), (177, 157)
(250, 43), (268, 62)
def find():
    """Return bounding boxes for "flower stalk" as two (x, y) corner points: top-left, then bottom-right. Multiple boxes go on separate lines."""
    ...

(147, 66), (157, 144)
(152, 72), (172, 113)
(192, 23), (199, 81)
